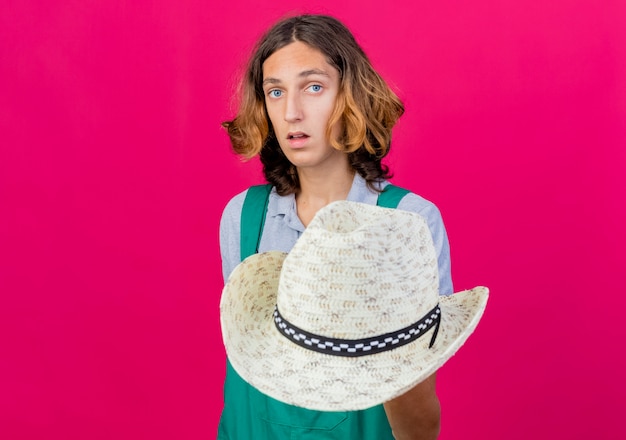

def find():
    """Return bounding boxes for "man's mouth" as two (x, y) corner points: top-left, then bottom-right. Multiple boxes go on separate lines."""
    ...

(287, 132), (308, 140)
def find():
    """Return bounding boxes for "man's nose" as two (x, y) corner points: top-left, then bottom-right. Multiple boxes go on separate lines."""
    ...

(284, 94), (303, 122)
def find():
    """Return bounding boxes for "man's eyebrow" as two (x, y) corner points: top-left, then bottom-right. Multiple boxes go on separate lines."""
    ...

(262, 69), (331, 86)
(299, 68), (330, 78)
(262, 77), (281, 86)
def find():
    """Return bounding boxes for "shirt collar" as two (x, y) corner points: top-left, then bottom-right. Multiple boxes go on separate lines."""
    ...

(268, 173), (383, 232)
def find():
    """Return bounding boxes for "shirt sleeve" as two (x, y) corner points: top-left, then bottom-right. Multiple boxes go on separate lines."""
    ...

(396, 193), (454, 296)
(219, 189), (247, 283)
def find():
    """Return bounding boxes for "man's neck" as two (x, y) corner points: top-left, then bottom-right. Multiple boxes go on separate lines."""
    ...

(295, 165), (355, 226)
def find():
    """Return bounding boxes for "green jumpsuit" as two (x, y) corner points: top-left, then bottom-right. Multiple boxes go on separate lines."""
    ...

(218, 184), (409, 439)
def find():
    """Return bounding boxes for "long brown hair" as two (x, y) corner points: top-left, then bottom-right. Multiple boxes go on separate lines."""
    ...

(223, 14), (404, 195)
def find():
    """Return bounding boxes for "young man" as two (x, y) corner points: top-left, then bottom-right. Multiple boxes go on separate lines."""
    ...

(219, 14), (452, 439)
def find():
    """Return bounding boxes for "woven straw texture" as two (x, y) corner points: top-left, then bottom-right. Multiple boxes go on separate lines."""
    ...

(221, 201), (488, 411)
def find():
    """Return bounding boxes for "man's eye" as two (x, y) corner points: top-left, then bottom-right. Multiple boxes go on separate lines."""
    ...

(268, 90), (282, 98)
(309, 85), (322, 92)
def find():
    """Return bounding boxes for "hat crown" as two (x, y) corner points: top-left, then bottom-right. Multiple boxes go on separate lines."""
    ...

(277, 201), (439, 340)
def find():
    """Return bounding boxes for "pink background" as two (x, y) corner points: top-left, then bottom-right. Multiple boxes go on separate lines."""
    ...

(1, 1), (625, 439)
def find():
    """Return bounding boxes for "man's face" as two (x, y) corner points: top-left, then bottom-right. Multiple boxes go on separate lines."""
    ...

(262, 41), (344, 171)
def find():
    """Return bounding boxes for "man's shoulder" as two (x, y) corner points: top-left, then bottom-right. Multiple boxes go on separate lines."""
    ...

(392, 188), (443, 223)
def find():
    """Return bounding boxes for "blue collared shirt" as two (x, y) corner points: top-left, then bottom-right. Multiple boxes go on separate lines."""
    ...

(219, 174), (453, 295)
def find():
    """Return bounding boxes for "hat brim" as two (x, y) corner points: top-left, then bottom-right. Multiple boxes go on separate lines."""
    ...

(220, 251), (488, 411)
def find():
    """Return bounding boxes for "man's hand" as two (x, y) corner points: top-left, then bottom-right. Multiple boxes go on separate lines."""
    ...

(383, 373), (441, 440)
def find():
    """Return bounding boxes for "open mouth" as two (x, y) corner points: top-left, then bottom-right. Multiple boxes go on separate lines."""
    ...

(287, 132), (308, 140)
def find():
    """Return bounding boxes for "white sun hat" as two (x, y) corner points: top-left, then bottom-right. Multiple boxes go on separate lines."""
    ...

(220, 200), (488, 411)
